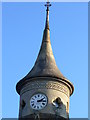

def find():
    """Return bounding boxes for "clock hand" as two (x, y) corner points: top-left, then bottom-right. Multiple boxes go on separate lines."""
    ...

(37, 97), (45, 102)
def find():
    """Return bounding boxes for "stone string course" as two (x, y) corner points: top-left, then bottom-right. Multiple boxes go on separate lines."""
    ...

(21, 81), (69, 97)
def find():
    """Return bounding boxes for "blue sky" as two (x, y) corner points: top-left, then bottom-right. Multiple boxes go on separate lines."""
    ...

(2, 2), (88, 118)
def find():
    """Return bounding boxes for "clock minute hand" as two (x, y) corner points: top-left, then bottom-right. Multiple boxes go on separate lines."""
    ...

(37, 97), (45, 102)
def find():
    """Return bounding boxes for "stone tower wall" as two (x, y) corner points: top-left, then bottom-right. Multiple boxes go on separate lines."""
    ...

(19, 77), (70, 119)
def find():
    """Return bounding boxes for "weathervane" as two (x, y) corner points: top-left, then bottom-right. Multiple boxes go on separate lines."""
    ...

(45, 0), (51, 11)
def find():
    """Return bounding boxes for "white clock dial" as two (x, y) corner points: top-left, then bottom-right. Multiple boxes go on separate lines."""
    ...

(30, 93), (47, 110)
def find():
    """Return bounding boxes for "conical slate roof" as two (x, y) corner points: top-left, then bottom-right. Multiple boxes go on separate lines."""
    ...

(16, 3), (74, 95)
(22, 10), (65, 80)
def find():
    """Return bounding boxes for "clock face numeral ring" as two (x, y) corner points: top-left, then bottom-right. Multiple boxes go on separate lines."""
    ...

(30, 93), (48, 110)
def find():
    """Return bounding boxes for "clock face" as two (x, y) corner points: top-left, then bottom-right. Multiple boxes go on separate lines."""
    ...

(30, 93), (48, 110)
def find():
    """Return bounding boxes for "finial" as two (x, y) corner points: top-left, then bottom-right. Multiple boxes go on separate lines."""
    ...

(44, 1), (51, 30)
(45, 0), (51, 11)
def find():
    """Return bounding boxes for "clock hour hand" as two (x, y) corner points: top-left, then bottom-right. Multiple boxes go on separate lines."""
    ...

(37, 97), (45, 102)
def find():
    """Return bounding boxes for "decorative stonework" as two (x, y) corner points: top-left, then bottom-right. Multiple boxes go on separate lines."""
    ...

(21, 81), (69, 97)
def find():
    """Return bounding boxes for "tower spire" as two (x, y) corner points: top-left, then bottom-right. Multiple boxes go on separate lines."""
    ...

(16, 2), (74, 98)
(45, 1), (51, 30)
(16, 3), (74, 119)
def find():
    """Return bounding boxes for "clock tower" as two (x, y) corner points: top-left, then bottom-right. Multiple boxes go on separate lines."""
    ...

(16, 2), (74, 120)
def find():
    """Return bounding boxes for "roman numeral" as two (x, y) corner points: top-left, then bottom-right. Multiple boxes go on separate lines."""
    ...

(32, 104), (34, 106)
(42, 103), (45, 105)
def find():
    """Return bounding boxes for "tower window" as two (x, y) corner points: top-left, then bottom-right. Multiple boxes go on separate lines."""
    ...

(21, 100), (26, 109)
(56, 97), (61, 105)
(53, 97), (62, 108)
(67, 102), (69, 112)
